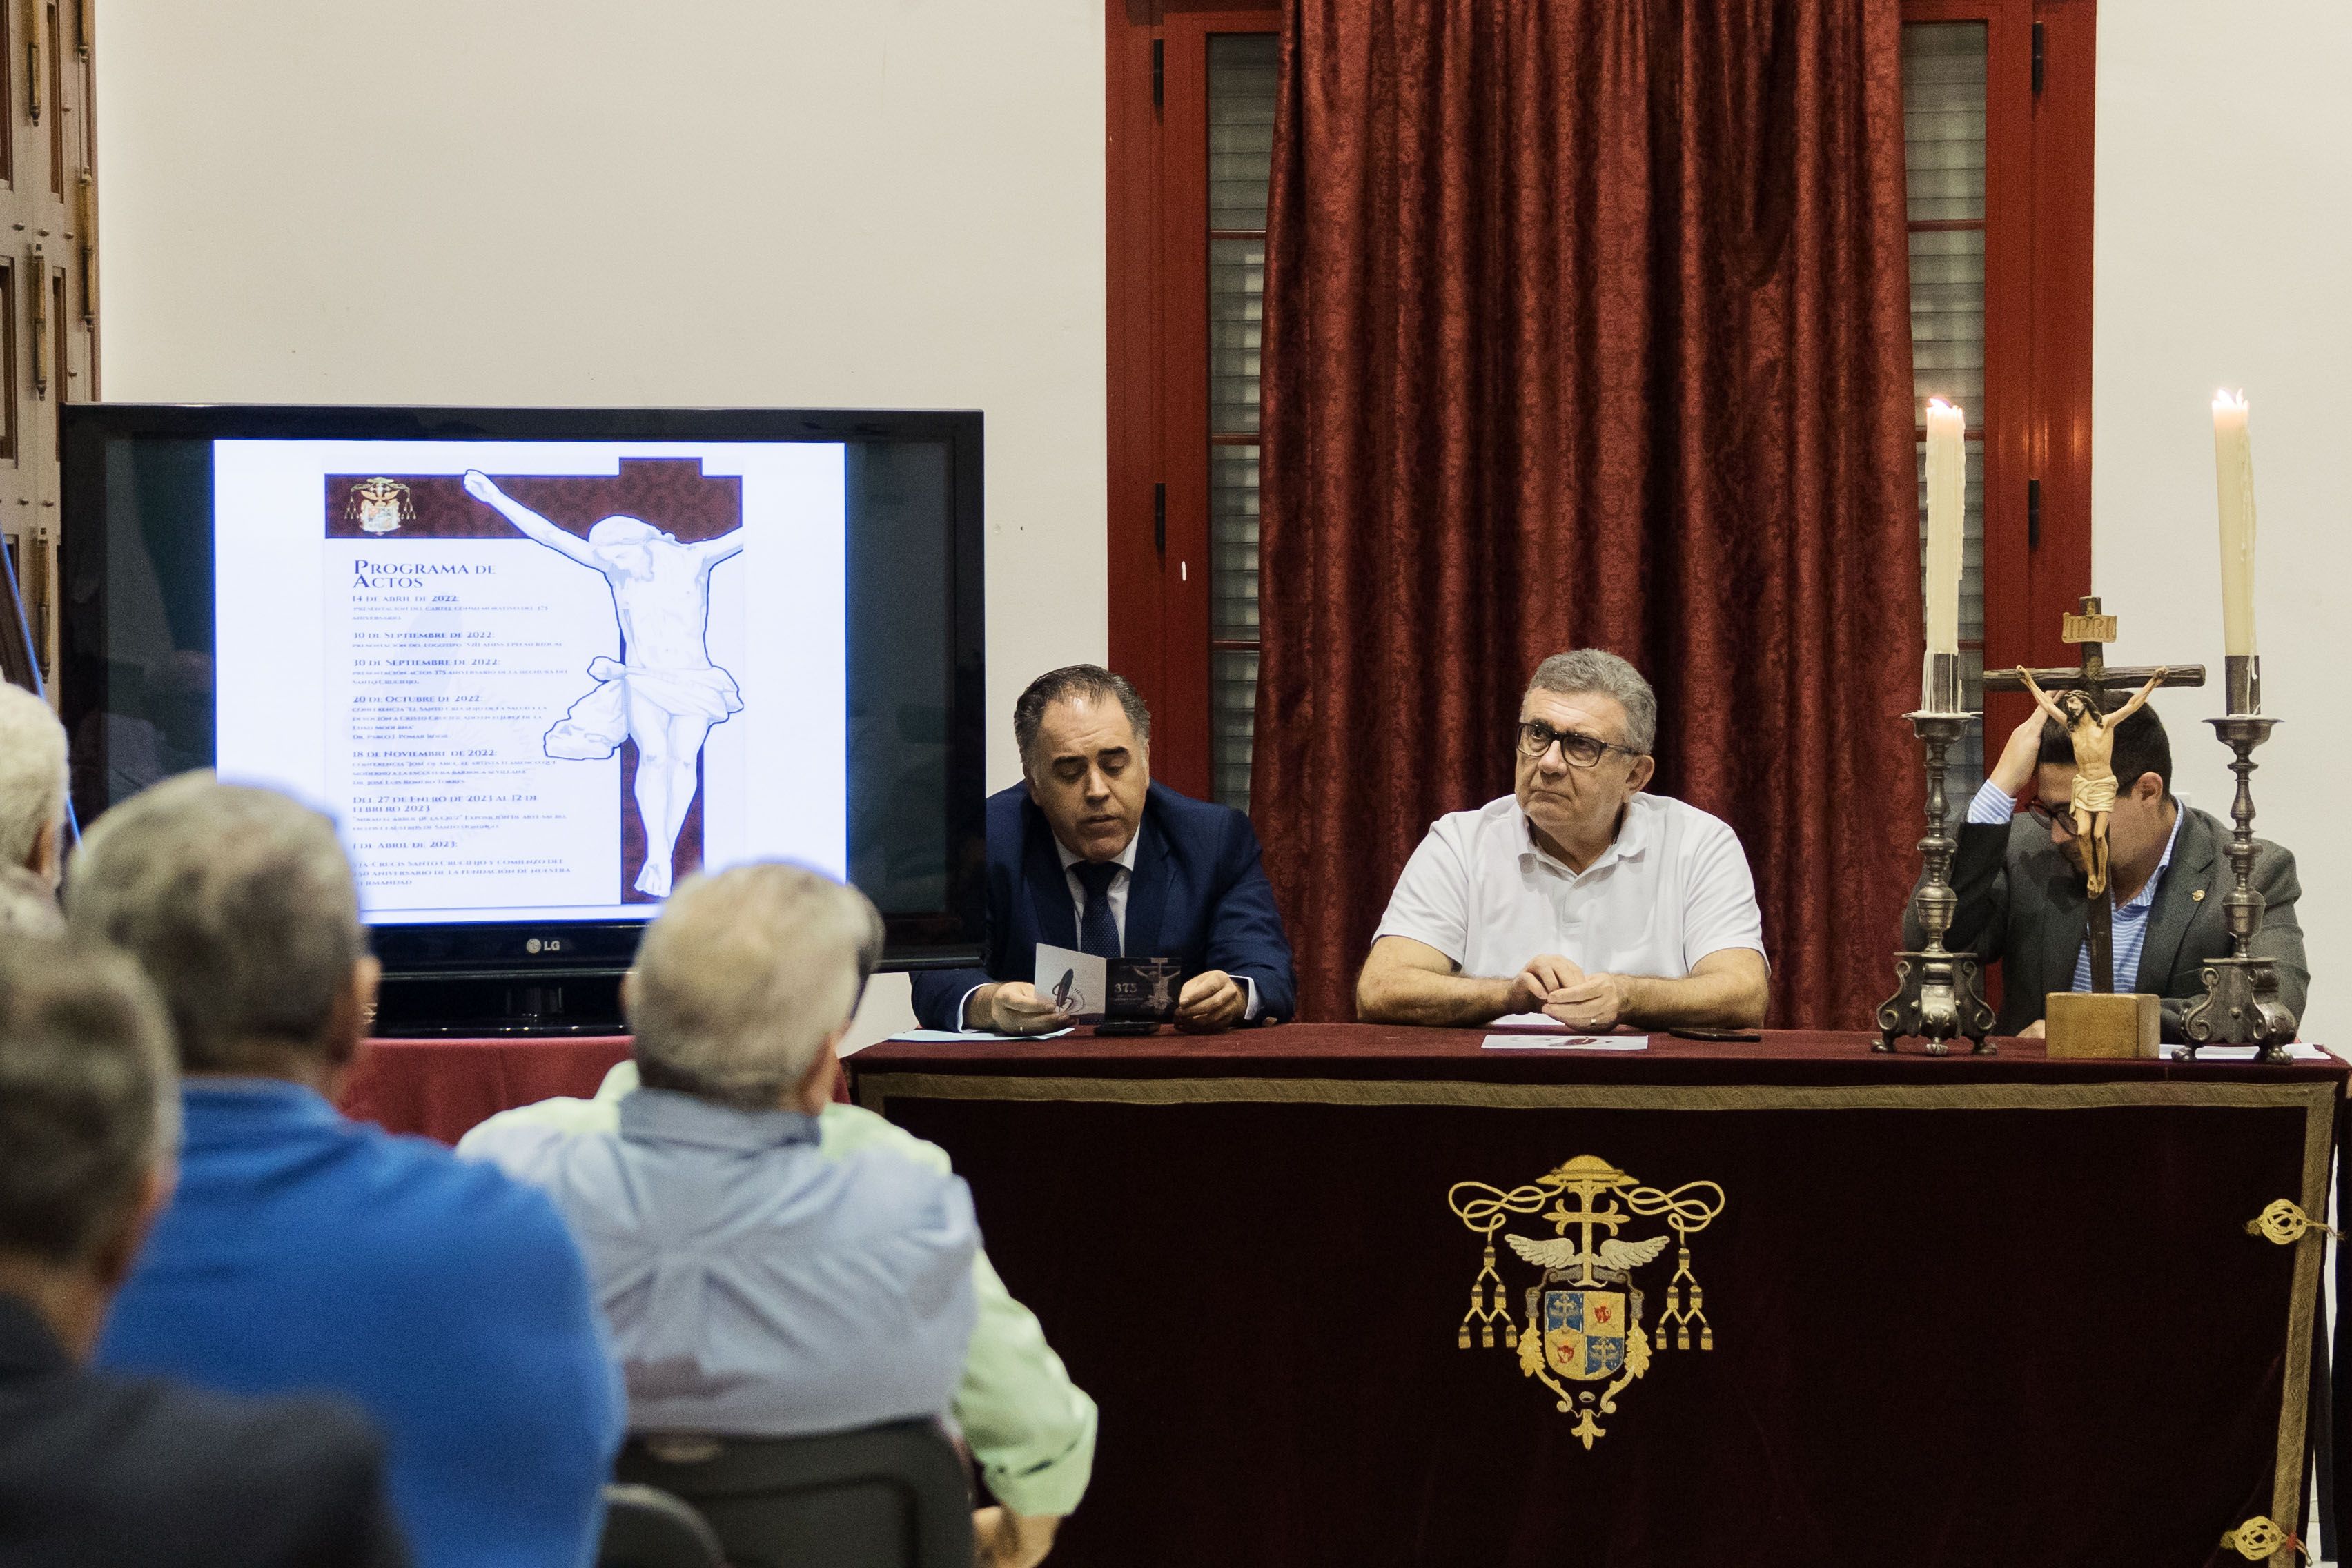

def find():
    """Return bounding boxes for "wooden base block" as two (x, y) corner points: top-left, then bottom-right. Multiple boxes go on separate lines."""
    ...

(2044, 992), (2161, 1059)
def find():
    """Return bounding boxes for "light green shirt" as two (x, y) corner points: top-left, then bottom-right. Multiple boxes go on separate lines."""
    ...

(457, 1061), (1097, 1516)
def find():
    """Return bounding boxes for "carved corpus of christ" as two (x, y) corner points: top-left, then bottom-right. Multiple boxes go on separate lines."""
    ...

(2017, 665), (2167, 899)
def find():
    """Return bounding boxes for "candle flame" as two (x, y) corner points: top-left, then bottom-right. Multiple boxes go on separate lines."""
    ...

(1927, 398), (1959, 414)
(2215, 388), (2248, 411)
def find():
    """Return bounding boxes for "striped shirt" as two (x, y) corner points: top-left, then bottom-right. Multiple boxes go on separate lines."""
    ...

(1965, 780), (2184, 992)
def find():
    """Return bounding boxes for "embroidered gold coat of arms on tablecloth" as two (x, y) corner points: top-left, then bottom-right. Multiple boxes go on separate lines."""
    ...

(1449, 1154), (1724, 1448)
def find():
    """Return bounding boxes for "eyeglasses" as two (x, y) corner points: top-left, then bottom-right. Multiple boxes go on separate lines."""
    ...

(1516, 720), (1641, 770)
(2024, 801), (2080, 838)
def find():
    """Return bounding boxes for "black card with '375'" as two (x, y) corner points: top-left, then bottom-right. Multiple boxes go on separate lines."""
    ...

(1107, 957), (1184, 1020)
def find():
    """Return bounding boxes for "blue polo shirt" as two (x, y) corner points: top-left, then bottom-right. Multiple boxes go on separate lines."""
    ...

(99, 1080), (624, 1568)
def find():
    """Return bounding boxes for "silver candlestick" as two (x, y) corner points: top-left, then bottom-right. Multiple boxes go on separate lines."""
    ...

(2179, 656), (2294, 1061)
(1877, 656), (1997, 1056)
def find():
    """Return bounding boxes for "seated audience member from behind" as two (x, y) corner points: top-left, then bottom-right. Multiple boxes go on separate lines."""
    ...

(463, 868), (1032, 1550)
(0, 865), (63, 937)
(1357, 650), (1770, 1030)
(0, 683), (68, 893)
(1918, 698), (2307, 1041)
(68, 775), (622, 1568)
(909, 663), (1297, 1034)
(0, 936), (406, 1568)
(460, 872), (1096, 1568)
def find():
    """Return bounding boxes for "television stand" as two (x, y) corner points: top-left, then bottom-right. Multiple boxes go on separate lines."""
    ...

(373, 967), (627, 1038)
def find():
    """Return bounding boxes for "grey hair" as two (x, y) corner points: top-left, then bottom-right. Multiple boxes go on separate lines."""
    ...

(0, 864), (63, 937)
(0, 683), (66, 874)
(1012, 665), (1153, 767)
(64, 774), (365, 1073)
(1526, 649), (1658, 755)
(628, 863), (885, 1112)
(0, 934), (178, 1265)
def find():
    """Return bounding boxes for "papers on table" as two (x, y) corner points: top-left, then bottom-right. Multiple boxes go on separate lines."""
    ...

(2189, 1042), (2331, 1061)
(887, 1028), (1077, 1043)
(1483, 1012), (1645, 1048)
(1482, 1034), (1649, 1051)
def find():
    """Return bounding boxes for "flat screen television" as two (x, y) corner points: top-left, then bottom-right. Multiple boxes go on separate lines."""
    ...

(60, 404), (986, 1033)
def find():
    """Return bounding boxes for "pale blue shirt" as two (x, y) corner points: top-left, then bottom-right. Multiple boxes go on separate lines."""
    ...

(462, 1086), (979, 1437)
(1963, 780), (2185, 994)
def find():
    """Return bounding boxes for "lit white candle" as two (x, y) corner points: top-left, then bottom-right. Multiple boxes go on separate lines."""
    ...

(2213, 389), (2257, 661)
(1922, 398), (1966, 705)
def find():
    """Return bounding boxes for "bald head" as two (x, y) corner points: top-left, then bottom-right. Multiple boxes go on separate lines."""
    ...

(628, 864), (883, 1111)
(0, 684), (66, 889)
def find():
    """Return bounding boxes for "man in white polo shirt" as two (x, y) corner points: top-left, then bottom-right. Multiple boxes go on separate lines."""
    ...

(1356, 650), (1770, 1031)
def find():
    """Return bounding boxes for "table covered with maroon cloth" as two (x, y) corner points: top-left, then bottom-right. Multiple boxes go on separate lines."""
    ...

(850, 1026), (2351, 1568)
(341, 1035), (633, 1143)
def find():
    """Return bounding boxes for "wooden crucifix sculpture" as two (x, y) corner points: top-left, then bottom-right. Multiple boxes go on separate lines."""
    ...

(1981, 597), (2204, 997)
(2016, 666), (2166, 901)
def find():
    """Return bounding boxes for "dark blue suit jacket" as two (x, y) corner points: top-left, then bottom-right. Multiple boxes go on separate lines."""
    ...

(0, 1292), (406, 1567)
(910, 781), (1296, 1030)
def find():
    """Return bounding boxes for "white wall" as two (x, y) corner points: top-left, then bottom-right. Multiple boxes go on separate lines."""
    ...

(104, 3), (2351, 1044)
(94, 0), (1107, 1046)
(2095, 2), (2352, 1043)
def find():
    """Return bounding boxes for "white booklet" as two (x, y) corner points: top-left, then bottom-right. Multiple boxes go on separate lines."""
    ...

(1032, 942), (1106, 1019)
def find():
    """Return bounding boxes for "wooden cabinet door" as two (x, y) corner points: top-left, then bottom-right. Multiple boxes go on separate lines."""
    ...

(0, 0), (96, 700)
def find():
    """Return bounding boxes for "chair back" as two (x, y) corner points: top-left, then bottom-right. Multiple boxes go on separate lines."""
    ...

(598, 1483), (724, 1568)
(615, 1420), (974, 1568)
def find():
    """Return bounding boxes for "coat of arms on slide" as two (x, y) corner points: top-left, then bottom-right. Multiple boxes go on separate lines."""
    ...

(1448, 1155), (1725, 1448)
(346, 477), (415, 535)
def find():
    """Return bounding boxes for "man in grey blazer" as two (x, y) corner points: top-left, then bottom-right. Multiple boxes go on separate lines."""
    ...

(1905, 699), (2308, 1041)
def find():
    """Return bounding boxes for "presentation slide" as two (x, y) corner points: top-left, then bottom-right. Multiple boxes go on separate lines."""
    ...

(213, 440), (847, 924)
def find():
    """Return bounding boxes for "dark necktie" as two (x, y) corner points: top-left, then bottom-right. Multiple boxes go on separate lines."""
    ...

(1074, 860), (1123, 959)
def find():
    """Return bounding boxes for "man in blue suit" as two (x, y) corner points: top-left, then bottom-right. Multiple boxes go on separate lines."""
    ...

(911, 665), (1295, 1034)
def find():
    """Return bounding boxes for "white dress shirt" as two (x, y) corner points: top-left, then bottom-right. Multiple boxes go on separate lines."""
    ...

(1373, 793), (1767, 979)
(1055, 834), (1141, 945)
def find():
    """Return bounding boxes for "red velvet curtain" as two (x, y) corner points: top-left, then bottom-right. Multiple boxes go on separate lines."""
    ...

(1255, 0), (1923, 1027)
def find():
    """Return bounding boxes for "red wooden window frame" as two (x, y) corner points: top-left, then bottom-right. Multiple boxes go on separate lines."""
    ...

(2023, 0), (2098, 687)
(1901, 0), (2097, 746)
(1107, 1), (2095, 793)
(1107, 3), (1278, 802)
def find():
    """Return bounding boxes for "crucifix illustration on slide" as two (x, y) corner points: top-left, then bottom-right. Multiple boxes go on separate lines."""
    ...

(462, 469), (744, 897)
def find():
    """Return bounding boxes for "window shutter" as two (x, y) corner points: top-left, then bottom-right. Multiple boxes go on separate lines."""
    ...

(1208, 34), (1277, 810)
(1904, 22), (1990, 795)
